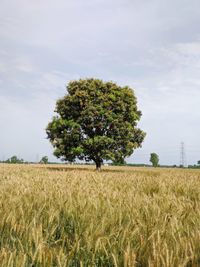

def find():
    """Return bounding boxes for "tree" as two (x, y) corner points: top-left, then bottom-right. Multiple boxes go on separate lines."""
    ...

(40, 156), (48, 164)
(197, 160), (200, 165)
(150, 153), (159, 167)
(6, 155), (24, 164)
(46, 78), (146, 170)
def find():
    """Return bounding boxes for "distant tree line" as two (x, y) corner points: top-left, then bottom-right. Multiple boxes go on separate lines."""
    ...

(0, 156), (49, 164)
(3, 156), (25, 164)
(1, 154), (200, 169)
(188, 161), (200, 169)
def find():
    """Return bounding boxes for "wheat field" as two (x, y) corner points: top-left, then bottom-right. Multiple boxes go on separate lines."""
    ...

(0, 164), (200, 267)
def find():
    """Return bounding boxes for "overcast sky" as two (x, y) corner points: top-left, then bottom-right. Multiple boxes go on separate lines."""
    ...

(1, 0), (200, 165)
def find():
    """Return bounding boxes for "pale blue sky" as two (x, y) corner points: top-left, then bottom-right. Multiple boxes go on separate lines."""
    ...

(1, 0), (200, 165)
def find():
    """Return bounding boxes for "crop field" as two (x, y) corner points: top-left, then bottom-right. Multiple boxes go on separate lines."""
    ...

(0, 164), (200, 266)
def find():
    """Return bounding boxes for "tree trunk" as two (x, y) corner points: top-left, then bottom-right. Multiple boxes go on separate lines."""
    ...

(95, 161), (101, 171)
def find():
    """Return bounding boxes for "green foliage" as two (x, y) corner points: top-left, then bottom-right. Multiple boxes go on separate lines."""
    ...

(5, 155), (24, 164)
(197, 160), (200, 165)
(150, 153), (159, 167)
(46, 78), (146, 169)
(40, 156), (48, 164)
(112, 156), (126, 166)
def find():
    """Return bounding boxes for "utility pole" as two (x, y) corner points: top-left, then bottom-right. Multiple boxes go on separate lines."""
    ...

(36, 154), (39, 164)
(180, 142), (186, 167)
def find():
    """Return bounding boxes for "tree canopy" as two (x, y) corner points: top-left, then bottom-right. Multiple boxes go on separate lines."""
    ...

(150, 153), (159, 167)
(46, 78), (146, 170)
(40, 156), (48, 164)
